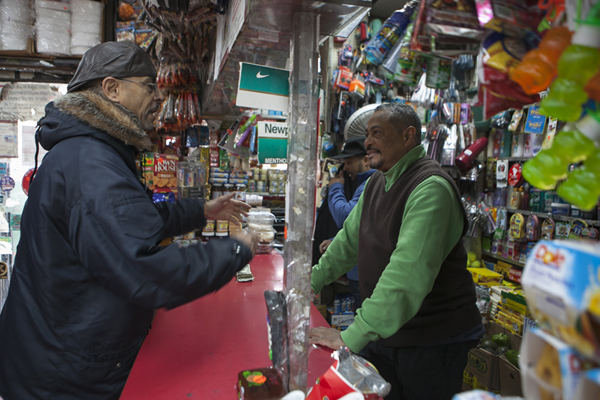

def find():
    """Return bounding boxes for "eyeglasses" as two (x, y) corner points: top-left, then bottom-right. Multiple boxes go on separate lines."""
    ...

(118, 78), (159, 94)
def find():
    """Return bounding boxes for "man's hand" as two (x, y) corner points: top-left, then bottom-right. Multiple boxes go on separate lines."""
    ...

(309, 327), (346, 350)
(329, 174), (345, 186)
(231, 230), (259, 257)
(319, 239), (332, 254)
(204, 193), (251, 223)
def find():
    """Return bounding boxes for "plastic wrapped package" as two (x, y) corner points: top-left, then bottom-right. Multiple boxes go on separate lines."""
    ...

(247, 211), (276, 254)
(70, 0), (103, 54)
(306, 348), (391, 399)
(1, 0), (31, 23)
(35, 4), (71, 55)
(0, 0), (33, 51)
(37, 33), (70, 54)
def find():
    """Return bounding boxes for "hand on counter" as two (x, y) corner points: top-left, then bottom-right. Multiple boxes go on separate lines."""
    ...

(232, 230), (259, 258)
(309, 327), (346, 351)
(204, 193), (251, 223)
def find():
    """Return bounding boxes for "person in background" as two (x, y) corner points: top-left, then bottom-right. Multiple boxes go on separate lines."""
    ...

(0, 42), (258, 400)
(309, 103), (483, 400)
(319, 136), (374, 310)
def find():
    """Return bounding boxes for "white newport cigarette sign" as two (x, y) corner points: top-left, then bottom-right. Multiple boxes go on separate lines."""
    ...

(257, 121), (288, 164)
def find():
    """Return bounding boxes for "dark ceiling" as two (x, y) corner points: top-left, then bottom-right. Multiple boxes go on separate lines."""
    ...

(370, 0), (407, 19)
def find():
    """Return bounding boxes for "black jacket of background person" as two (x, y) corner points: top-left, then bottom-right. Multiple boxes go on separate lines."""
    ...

(0, 92), (252, 400)
(312, 171), (357, 266)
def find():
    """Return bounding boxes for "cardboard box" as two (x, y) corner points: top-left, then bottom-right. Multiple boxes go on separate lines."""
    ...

(499, 356), (523, 397)
(141, 153), (178, 191)
(465, 348), (500, 391)
(330, 312), (354, 331)
(488, 320), (523, 351)
(521, 328), (589, 400)
(573, 369), (600, 400)
(469, 268), (504, 287)
(522, 240), (600, 362)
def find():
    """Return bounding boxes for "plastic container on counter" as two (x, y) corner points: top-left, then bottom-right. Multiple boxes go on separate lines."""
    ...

(246, 211), (276, 254)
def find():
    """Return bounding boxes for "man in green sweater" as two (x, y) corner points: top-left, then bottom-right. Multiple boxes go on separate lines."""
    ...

(309, 103), (483, 400)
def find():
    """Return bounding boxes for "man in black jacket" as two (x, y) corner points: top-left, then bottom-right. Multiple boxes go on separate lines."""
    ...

(0, 42), (257, 400)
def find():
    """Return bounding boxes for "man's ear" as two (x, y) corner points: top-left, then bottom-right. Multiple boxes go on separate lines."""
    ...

(403, 126), (417, 147)
(102, 77), (121, 103)
(362, 155), (369, 167)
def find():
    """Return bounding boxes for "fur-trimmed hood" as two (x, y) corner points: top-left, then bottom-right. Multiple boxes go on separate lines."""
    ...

(38, 91), (152, 152)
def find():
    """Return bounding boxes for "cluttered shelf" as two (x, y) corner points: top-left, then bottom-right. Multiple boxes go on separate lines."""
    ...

(501, 207), (600, 228)
(481, 251), (525, 268)
(491, 157), (531, 162)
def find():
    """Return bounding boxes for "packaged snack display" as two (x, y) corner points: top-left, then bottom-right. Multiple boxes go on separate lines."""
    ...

(522, 113), (600, 191)
(522, 240), (600, 362)
(141, 153), (178, 193)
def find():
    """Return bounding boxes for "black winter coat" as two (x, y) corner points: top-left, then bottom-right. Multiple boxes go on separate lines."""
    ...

(0, 92), (252, 399)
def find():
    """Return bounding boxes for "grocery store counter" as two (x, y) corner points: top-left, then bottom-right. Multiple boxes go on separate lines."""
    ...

(121, 252), (333, 399)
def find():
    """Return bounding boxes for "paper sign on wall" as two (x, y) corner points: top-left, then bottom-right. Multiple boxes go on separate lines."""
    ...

(257, 121), (288, 164)
(237, 63), (289, 112)
(0, 121), (18, 158)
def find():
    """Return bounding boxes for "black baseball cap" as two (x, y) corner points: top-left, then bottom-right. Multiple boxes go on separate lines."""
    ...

(67, 42), (157, 93)
(332, 136), (367, 160)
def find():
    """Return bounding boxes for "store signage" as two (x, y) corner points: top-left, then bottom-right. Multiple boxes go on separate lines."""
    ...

(237, 63), (289, 112)
(257, 121), (288, 164)
(0, 176), (14, 192)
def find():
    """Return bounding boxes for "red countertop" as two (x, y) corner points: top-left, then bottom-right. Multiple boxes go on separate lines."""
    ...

(121, 252), (333, 399)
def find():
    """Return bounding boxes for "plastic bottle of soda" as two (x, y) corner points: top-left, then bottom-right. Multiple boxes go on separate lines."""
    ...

(522, 113), (600, 190)
(557, 148), (600, 211)
(539, 4), (600, 121)
(510, 27), (572, 95)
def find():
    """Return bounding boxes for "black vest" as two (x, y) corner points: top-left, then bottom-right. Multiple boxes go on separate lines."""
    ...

(358, 156), (480, 347)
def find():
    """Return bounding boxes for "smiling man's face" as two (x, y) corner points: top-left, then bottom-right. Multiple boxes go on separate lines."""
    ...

(364, 110), (413, 172)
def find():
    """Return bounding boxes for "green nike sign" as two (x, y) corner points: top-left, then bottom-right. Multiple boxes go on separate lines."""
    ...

(237, 62), (289, 112)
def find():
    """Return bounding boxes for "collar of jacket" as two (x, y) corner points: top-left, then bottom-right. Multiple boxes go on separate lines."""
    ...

(53, 91), (153, 152)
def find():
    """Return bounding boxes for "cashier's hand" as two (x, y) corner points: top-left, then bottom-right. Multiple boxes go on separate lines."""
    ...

(232, 230), (259, 257)
(204, 193), (251, 224)
(309, 327), (346, 351)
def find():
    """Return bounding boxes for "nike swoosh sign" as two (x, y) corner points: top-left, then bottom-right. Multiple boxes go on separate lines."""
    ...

(256, 72), (269, 79)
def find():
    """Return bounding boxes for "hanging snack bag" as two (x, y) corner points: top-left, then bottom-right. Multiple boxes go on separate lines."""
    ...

(526, 214), (539, 241)
(509, 213), (525, 239)
(541, 218), (555, 240)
